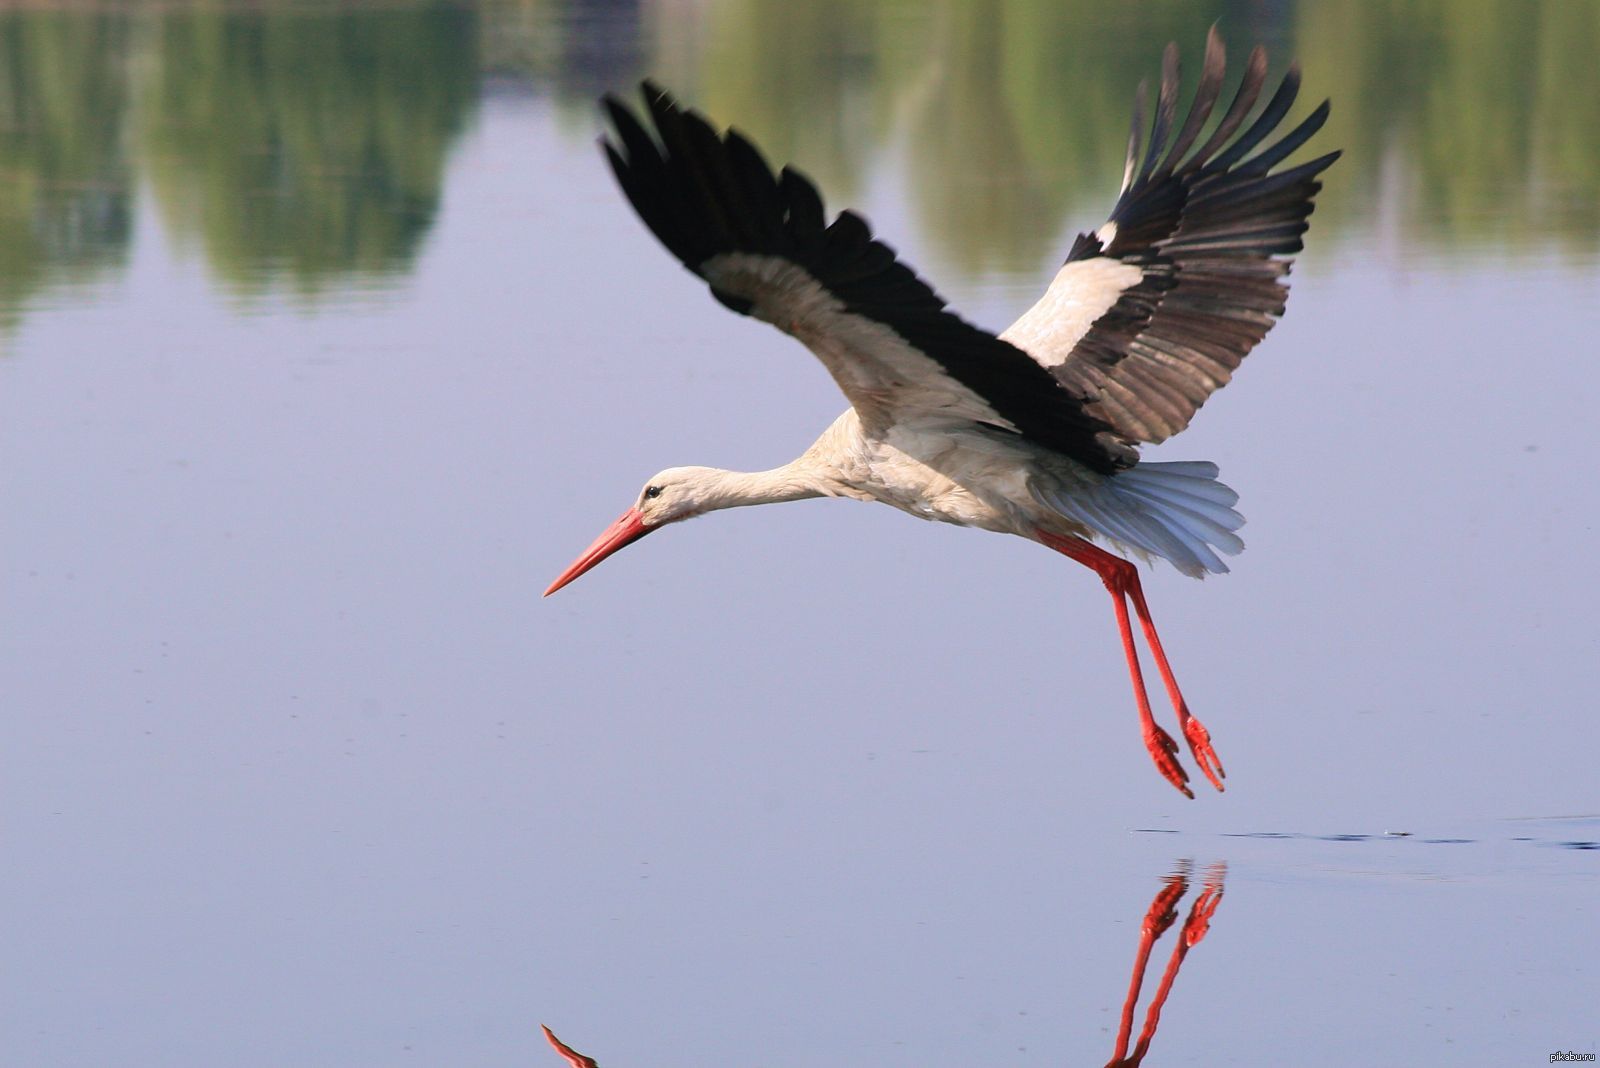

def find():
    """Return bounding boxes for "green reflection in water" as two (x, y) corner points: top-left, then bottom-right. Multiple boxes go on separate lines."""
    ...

(139, 3), (479, 299)
(0, 3), (481, 330)
(1298, 0), (1600, 258)
(633, 1), (1279, 274)
(652, 0), (912, 206)
(0, 0), (1595, 337)
(0, 11), (134, 331)
(900, 1), (1266, 276)
(646, 0), (1600, 272)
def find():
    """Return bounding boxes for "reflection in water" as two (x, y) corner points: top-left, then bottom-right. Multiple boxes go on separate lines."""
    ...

(1105, 861), (1226, 1068)
(637, 0), (1600, 271)
(898, 2), (1295, 276)
(542, 1024), (598, 1068)
(539, 860), (1228, 1066)
(0, 3), (480, 329)
(482, 0), (643, 103)
(0, 1), (1595, 334)
(0, 11), (134, 330)
(1297, 0), (1600, 255)
(139, 5), (479, 298)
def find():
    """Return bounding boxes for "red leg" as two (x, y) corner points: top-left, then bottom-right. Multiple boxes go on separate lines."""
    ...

(1123, 579), (1226, 790)
(1038, 531), (1191, 797)
(1038, 531), (1223, 794)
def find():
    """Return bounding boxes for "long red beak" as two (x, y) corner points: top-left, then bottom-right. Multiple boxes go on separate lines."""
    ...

(544, 507), (654, 597)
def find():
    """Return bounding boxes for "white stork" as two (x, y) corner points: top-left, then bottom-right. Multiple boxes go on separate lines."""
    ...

(545, 29), (1340, 798)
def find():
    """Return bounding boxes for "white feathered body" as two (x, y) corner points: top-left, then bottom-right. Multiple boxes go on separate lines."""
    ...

(794, 407), (1245, 579)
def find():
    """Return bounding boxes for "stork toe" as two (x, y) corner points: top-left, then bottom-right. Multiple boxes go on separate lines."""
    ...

(1143, 724), (1193, 799)
(1183, 716), (1226, 792)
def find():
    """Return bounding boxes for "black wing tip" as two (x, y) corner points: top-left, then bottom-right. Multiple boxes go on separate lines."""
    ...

(608, 80), (747, 165)
(1115, 34), (1338, 201)
(600, 92), (651, 148)
(1306, 147), (1343, 175)
(778, 163), (826, 205)
(600, 81), (671, 133)
(1065, 231), (1104, 262)
(598, 94), (632, 133)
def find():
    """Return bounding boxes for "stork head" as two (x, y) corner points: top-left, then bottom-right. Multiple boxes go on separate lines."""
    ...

(543, 467), (722, 596)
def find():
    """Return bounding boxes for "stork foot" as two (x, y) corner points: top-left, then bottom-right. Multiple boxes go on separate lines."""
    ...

(1182, 881), (1224, 948)
(1144, 723), (1193, 799)
(1183, 715), (1226, 793)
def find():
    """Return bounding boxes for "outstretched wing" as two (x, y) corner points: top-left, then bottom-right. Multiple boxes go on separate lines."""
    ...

(1001, 27), (1341, 445)
(601, 83), (1136, 473)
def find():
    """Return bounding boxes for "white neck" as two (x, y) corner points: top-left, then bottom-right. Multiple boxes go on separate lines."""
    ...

(692, 460), (830, 512)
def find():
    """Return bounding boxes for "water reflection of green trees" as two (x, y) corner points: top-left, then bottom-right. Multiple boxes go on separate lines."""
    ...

(650, 0), (1600, 271)
(0, 3), (478, 324)
(140, 4), (478, 298)
(1298, 0), (1600, 257)
(0, 12), (134, 330)
(620, 0), (1297, 274)
(0, 0), (1594, 328)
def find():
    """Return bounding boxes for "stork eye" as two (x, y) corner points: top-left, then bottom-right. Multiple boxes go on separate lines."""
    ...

(644, 485), (663, 500)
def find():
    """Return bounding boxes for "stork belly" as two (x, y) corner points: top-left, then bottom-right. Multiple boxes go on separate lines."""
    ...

(855, 431), (1036, 534)
(874, 480), (1012, 530)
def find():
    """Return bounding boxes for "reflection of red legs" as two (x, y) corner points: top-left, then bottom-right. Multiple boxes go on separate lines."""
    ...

(1106, 863), (1227, 1068)
(1037, 531), (1226, 795)
(541, 1025), (598, 1068)
(1109, 875), (1186, 1064)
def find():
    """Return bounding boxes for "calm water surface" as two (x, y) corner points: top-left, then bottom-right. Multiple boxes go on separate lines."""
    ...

(2, 2), (1597, 1065)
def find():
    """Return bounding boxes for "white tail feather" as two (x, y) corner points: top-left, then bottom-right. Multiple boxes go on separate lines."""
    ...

(1033, 460), (1246, 578)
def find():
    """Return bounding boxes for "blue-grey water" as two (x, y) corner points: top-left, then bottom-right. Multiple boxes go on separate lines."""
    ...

(2, 3), (1596, 1065)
